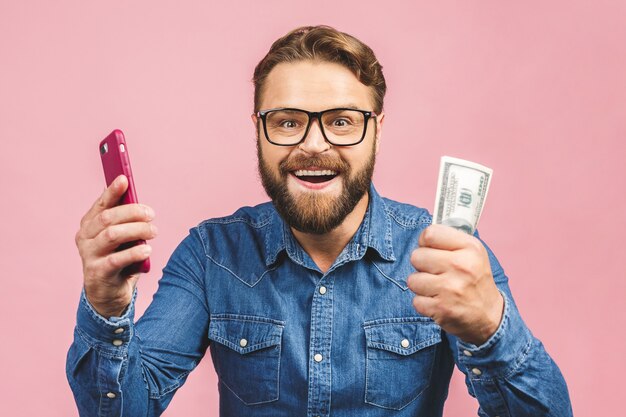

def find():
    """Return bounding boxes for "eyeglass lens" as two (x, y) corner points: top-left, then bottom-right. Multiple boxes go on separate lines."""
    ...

(265, 109), (367, 145)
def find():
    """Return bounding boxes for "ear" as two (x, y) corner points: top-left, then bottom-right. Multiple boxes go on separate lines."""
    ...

(374, 112), (385, 154)
(251, 113), (259, 140)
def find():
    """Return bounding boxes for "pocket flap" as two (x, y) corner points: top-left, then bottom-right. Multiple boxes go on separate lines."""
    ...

(209, 314), (284, 355)
(363, 317), (441, 356)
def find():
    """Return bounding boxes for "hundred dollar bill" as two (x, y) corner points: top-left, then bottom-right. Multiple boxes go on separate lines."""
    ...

(433, 156), (493, 235)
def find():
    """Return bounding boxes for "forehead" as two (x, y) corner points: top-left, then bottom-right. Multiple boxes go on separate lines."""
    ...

(259, 60), (375, 111)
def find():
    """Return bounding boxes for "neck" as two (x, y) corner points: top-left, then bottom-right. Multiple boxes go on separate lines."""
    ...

(291, 192), (370, 274)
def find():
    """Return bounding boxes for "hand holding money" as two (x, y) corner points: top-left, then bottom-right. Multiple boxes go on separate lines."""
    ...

(407, 156), (502, 346)
(407, 225), (504, 346)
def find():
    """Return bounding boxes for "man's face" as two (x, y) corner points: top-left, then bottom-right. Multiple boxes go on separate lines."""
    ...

(254, 60), (384, 234)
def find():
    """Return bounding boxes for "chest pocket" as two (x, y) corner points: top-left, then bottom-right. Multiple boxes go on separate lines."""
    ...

(208, 314), (285, 405)
(363, 317), (442, 410)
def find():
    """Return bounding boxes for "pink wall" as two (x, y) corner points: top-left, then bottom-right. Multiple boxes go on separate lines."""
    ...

(1, 1), (624, 416)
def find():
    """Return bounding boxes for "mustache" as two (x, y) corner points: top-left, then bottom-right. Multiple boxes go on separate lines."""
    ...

(279, 154), (349, 174)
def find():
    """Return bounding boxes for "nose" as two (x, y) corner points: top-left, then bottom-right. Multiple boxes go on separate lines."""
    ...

(299, 117), (331, 154)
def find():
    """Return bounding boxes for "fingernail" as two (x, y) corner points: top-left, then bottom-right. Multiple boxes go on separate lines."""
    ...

(150, 224), (158, 235)
(143, 245), (152, 255)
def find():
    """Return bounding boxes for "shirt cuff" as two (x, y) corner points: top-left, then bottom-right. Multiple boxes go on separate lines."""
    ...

(75, 287), (137, 352)
(456, 290), (533, 380)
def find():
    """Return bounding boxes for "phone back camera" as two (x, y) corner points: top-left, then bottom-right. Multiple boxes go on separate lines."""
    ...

(100, 143), (108, 154)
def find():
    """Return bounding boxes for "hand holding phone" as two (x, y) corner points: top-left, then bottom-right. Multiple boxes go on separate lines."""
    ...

(74, 130), (157, 318)
(99, 130), (151, 274)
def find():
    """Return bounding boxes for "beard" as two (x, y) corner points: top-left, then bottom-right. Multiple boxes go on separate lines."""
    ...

(257, 142), (376, 235)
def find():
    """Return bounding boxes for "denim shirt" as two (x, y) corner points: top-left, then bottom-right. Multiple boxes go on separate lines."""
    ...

(66, 185), (572, 417)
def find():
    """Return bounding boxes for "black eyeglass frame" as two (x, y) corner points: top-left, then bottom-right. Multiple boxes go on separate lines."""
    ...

(255, 107), (378, 146)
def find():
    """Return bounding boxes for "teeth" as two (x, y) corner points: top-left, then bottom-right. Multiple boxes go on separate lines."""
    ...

(294, 169), (338, 177)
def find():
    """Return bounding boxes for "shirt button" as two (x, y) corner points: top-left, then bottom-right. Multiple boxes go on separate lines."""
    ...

(319, 286), (327, 295)
(239, 338), (248, 348)
(112, 339), (123, 347)
(314, 353), (323, 363)
(401, 339), (410, 348)
(463, 349), (472, 357)
(114, 327), (125, 334)
(471, 367), (482, 376)
(106, 392), (116, 399)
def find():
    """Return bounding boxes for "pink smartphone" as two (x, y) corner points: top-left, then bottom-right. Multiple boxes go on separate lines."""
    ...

(99, 129), (150, 274)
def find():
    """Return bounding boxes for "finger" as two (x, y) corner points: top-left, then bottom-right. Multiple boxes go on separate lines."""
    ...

(410, 247), (453, 275)
(412, 294), (437, 319)
(91, 222), (157, 255)
(82, 203), (155, 239)
(93, 243), (152, 278)
(81, 175), (129, 226)
(406, 272), (441, 297)
(418, 224), (473, 251)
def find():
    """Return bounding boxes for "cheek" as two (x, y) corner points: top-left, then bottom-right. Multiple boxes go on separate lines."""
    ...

(343, 149), (370, 171)
(260, 142), (291, 172)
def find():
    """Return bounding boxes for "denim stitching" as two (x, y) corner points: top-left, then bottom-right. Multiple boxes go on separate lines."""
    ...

(371, 262), (409, 290)
(363, 318), (438, 410)
(210, 314), (285, 325)
(209, 314), (283, 405)
(199, 215), (272, 229)
(205, 253), (275, 288)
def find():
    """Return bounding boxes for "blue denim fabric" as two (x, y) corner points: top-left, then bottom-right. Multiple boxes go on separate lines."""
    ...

(66, 184), (572, 417)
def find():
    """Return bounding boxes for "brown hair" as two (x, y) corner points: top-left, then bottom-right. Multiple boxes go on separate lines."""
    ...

(253, 25), (386, 113)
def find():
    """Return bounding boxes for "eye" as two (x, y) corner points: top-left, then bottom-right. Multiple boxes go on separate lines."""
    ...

(280, 120), (298, 129)
(332, 118), (352, 127)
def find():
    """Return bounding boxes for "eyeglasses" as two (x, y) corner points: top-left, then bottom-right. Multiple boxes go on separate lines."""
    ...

(256, 107), (378, 146)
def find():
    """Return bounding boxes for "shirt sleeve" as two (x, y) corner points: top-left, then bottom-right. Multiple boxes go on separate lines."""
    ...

(66, 226), (211, 417)
(445, 237), (573, 417)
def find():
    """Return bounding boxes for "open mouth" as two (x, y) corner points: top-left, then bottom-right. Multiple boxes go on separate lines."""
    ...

(292, 169), (339, 184)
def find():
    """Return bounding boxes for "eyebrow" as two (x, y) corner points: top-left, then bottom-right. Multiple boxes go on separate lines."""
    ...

(336, 104), (360, 110)
(271, 104), (364, 110)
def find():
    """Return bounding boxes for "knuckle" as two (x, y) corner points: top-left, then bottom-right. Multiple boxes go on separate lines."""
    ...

(450, 256), (467, 273)
(103, 227), (117, 244)
(98, 210), (112, 227)
(106, 253), (121, 270)
(406, 273), (417, 291)
(436, 302), (452, 320)
(442, 279), (463, 298)
(466, 258), (482, 276)
(468, 238), (483, 253)
(412, 296), (422, 312)
(410, 249), (420, 266)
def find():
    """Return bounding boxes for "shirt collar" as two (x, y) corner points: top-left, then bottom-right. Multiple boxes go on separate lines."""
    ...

(263, 183), (396, 267)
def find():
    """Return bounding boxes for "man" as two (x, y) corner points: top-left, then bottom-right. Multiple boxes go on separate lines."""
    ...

(67, 26), (572, 416)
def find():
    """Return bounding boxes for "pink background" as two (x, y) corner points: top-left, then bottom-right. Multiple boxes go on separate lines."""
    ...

(1, 1), (624, 416)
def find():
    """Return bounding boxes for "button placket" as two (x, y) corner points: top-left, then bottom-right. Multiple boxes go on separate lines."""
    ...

(307, 275), (334, 417)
